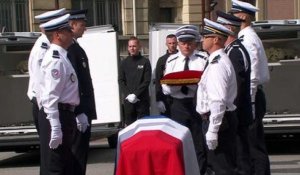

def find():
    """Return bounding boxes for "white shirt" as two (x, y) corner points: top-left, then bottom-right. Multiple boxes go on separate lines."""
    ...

(238, 26), (270, 101)
(39, 44), (79, 116)
(27, 33), (50, 100)
(196, 49), (237, 133)
(162, 50), (207, 99)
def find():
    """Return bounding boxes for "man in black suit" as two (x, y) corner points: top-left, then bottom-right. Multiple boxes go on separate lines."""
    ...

(155, 34), (178, 117)
(67, 9), (97, 175)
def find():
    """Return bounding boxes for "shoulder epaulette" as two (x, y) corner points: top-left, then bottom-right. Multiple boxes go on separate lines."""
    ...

(195, 53), (206, 59)
(52, 50), (60, 59)
(211, 55), (220, 64)
(41, 42), (48, 49)
(239, 35), (244, 42)
(167, 56), (179, 63)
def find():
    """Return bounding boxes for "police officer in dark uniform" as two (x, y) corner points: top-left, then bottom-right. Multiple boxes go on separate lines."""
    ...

(230, 1), (271, 174)
(67, 9), (97, 175)
(118, 36), (152, 125)
(39, 14), (78, 175)
(217, 10), (253, 175)
(155, 34), (178, 117)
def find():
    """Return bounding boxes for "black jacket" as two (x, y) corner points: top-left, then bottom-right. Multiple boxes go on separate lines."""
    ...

(67, 40), (97, 120)
(155, 50), (178, 101)
(225, 39), (252, 126)
(118, 53), (151, 101)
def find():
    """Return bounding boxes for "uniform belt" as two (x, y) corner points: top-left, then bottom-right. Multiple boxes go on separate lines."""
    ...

(200, 110), (235, 121)
(257, 85), (263, 90)
(201, 112), (210, 121)
(58, 103), (76, 112)
(30, 97), (38, 105)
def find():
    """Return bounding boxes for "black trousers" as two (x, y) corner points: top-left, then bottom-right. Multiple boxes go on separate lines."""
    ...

(236, 124), (251, 175)
(31, 97), (40, 134)
(72, 119), (92, 175)
(171, 98), (207, 175)
(202, 111), (238, 175)
(249, 88), (271, 175)
(123, 99), (150, 125)
(39, 108), (76, 175)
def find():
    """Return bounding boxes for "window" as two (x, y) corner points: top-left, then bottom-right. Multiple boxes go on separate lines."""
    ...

(72, 0), (121, 32)
(0, 0), (29, 32)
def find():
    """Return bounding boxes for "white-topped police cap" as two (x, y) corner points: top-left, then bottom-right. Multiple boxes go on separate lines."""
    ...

(230, 0), (259, 16)
(35, 8), (66, 23)
(203, 18), (234, 37)
(69, 9), (88, 20)
(216, 10), (245, 27)
(175, 25), (199, 42)
(40, 14), (71, 32)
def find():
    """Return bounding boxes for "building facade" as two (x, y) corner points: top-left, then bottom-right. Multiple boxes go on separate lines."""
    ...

(1, 0), (300, 55)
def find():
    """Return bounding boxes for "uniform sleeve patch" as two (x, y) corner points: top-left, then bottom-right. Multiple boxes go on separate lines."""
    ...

(51, 69), (60, 79)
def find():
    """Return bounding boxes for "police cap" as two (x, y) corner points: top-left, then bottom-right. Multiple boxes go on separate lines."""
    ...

(35, 8), (66, 23)
(202, 18), (234, 37)
(40, 14), (71, 32)
(175, 25), (200, 42)
(69, 9), (88, 21)
(229, 0), (259, 16)
(216, 10), (245, 27)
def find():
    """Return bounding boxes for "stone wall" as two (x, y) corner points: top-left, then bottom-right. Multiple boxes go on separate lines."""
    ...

(30, 0), (71, 31)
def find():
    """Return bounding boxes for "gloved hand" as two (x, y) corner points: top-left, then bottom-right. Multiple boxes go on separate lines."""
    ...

(206, 131), (218, 150)
(48, 114), (62, 149)
(125, 94), (139, 103)
(156, 101), (166, 113)
(76, 113), (90, 133)
(252, 102), (256, 120)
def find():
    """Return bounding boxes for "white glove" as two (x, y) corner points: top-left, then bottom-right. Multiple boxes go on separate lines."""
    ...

(76, 113), (90, 133)
(125, 94), (139, 103)
(48, 114), (62, 149)
(156, 101), (166, 113)
(206, 131), (218, 150)
(252, 103), (256, 120)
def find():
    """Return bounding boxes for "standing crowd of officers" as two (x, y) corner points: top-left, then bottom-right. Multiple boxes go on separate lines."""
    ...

(26, 0), (270, 174)
(119, 0), (270, 175)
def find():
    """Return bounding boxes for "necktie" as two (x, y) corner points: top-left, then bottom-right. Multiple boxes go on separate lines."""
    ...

(184, 56), (190, 70)
(181, 57), (190, 95)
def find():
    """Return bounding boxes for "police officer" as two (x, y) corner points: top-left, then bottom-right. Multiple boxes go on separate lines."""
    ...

(196, 18), (237, 175)
(39, 14), (79, 175)
(118, 36), (152, 125)
(27, 8), (66, 134)
(230, 1), (271, 174)
(155, 34), (178, 117)
(66, 9), (97, 175)
(217, 10), (252, 175)
(162, 25), (207, 175)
